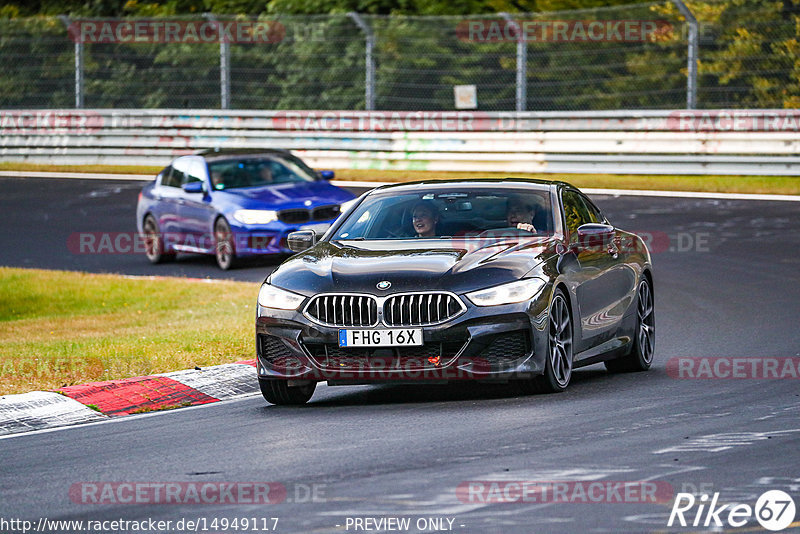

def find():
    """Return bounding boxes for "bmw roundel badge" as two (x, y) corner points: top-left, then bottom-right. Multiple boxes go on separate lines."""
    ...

(376, 281), (391, 290)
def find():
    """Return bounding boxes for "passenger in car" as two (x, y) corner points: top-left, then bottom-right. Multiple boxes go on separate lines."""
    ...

(411, 201), (440, 237)
(258, 164), (274, 184)
(211, 171), (224, 190)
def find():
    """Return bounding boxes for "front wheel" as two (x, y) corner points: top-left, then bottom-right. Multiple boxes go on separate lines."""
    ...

(605, 276), (655, 373)
(518, 289), (573, 394)
(259, 379), (316, 406)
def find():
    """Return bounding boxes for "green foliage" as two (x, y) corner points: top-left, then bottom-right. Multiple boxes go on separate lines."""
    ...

(0, 0), (797, 109)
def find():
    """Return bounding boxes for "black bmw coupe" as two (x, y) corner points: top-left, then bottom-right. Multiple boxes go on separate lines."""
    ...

(255, 179), (654, 405)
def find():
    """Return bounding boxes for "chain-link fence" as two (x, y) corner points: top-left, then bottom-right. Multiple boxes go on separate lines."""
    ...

(1, 0), (798, 110)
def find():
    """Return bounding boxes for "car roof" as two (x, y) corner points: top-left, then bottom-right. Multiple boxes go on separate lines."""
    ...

(196, 148), (294, 162)
(368, 177), (576, 194)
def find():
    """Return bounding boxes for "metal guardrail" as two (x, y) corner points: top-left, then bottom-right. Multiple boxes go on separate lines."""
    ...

(1, 109), (799, 176)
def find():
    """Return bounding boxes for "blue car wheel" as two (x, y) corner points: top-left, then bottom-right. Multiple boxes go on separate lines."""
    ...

(214, 217), (237, 270)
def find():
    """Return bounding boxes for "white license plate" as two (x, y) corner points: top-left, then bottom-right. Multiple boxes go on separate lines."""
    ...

(338, 329), (423, 347)
(300, 223), (331, 234)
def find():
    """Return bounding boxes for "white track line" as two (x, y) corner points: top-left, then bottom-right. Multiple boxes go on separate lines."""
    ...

(581, 187), (800, 202)
(0, 170), (149, 180)
(2, 170), (798, 201)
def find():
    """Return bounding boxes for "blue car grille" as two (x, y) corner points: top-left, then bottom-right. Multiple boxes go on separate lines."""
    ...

(278, 205), (340, 224)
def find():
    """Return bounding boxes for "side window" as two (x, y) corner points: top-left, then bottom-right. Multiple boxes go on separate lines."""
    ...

(159, 166), (173, 187)
(580, 194), (604, 224)
(185, 159), (205, 185)
(562, 190), (593, 238)
(171, 157), (189, 187)
(268, 160), (298, 183)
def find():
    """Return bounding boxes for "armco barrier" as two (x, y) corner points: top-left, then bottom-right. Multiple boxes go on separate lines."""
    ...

(1, 109), (799, 175)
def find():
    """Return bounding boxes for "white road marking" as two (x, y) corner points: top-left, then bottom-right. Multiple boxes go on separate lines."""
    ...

(653, 428), (800, 454)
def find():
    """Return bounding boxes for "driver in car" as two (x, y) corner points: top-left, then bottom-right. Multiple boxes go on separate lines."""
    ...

(411, 201), (439, 237)
(506, 196), (537, 233)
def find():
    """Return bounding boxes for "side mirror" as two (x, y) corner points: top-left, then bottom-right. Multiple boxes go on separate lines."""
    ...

(577, 223), (614, 239)
(575, 223), (615, 250)
(182, 181), (205, 194)
(319, 170), (335, 180)
(287, 230), (317, 252)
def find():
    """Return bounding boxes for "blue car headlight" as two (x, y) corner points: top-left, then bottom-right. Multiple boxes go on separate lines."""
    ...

(466, 278), (546, 307)
(233, 209), (278, 225)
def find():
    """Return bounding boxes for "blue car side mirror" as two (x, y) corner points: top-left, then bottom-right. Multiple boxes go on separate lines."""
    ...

(319, 170), (335, 180)
(182, 181), (205, 194)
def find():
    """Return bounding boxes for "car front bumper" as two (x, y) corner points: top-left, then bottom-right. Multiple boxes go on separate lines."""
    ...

(255, 292), (552, 384)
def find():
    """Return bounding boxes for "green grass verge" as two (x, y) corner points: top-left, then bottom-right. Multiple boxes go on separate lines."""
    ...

(0, 267), (258, 396)
(1, 162), (797, 195)
(0, 162), (163, 175)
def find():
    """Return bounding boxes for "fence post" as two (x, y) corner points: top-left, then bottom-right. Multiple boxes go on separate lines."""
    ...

(205, 14), (230, 109)
(58, 15), (83, 108)
(671, 0), (698, 109)
(347, 12), (375, 111)
(501, 13), (527, 112)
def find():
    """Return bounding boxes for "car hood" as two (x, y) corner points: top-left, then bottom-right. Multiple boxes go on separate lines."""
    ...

(215, 180), (353, 209)
(269, 237), (559, 295)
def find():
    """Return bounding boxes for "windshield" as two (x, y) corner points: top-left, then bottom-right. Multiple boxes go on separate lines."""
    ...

(334, 189), (553, 240)
(207, 156), (317, 190)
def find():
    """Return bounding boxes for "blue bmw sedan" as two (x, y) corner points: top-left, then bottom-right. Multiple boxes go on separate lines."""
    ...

(136, 149), (355, 269)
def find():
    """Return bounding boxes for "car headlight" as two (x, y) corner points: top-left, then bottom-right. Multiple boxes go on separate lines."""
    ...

(233, 209), (278, 225)
(257, 283), (305, 310)
(466, 278), (546, 307)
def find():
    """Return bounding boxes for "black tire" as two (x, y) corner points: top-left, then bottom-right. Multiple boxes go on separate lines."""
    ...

(214, 217), (237, 270)
(518, 288), (573, 394)
(259, 379), (316, 406)
(142, 214), (175, 264)
(605, 275), (655, 373)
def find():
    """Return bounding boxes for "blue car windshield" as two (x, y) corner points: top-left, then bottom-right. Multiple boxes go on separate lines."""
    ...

(207, 157), (317, 190)
(334, 189), (553, 240)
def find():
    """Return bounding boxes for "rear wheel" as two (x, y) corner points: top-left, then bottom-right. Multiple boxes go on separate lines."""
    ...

(605, 276), (655, 372)
(214, 217), (237, 270)
(518, 289), (573, 394)
(259, 379), (316, 405)
(143, 215), (175, 264)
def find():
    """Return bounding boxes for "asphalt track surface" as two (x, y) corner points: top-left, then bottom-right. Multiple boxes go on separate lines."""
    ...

(1, 177), (800, 533)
